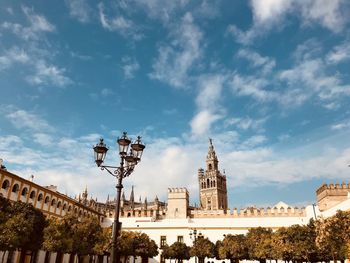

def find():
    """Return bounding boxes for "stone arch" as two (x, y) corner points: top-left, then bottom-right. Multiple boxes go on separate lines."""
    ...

(21, 187), (28, 196)
(12, 184), (19, 193)
(51, 199), (56, 206)
(1, 180), (10, 190)
(57, 201), (61, 208)
(38, 193), (43, 201)
(44, 196), (50, 204)
(29, 190), (36, 199)
(63, 203), (67, 211)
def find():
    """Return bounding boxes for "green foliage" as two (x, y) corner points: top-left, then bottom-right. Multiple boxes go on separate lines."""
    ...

(190, 237), (215, 263)
(117, 231), (158, 261)
(0, 199), (46, 251)
(218, 234), (248, 263)
(316, 210), (350, 261)
(162, 241), (190, 262)
(246, 227), (273, 262)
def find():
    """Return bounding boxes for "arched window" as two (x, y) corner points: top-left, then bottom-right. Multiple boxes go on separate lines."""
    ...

(37, 193), (43, 201)
(207, 178), (210, 188)
(12, 184), (19, 193)
(44, 196), (50, 204)
(21, 187), (28, 196)
(30, 191), (36, 199)
(51, 199), (56, 206)
(208, 164), (212, 170)
(57, 201), (61, 208)
(74, 207), (78, 214)
(213, 180), (216, 187)
(68, 205), (72, 212)
(1, 180), (10, 190)
(210, 181), (213, 187)
(63, 203), (67, 211)
(203, 182), (206, 188)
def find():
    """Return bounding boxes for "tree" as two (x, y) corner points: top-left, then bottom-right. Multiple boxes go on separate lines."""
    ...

(71, 216), (104, 263)
(93, 227), (112, 263)
(218, 234), (248, 263)
(162, 241), (190, 263)
(0, 200), (46, 263)
(246, 227), (273, 263)
(190, 237), (215, 263)
(316, 210), (350, 263)
(43, 217), (75, 263)
(134, 232), (158, 263)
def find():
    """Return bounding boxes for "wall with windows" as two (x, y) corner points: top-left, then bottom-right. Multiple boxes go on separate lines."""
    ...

(0, 169), (104, 221)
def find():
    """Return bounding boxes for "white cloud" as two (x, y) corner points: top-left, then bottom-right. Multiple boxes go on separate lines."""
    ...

(251, 0), (293, 25)
(6, 109), (53, 132)
(241, 135), (267, 149)
(190, 110), (223, 136)
(26, 60), (72, 87)
(299, 0), (347, 33)
(121, 57), (140, 79)
(32, 133), (54, 146)
(225, 117), (267, 131)
(331, 121), (350, 131)
(228, 0), (349, 45)
(237, 49), (276, 74)
(98, 3), (142, 40)
(326, 41), (350, 64)
(150, 12), (203, 88)
(65, 0), (91, 23)
(0, 47), (30, 70)
(2, 6), (55, 41)
(128, 0), (189, 24)
(229, 73), (276, 102)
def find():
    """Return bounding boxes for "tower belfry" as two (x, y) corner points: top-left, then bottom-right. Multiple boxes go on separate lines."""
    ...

(198, 139), (228, 211)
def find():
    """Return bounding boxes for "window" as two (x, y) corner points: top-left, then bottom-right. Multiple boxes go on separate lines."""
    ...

(1, 180), (10, 190)
(160, 236), (167, 248)
(44, 196), (50, 204)
(37, 193), (43, 201)
(21, 188), (28, 196)
(177, 236), (184, 243)
(63, 203), (67, 211)
(57, 201), (61, 208)
(29, 191), (36, 199)
(51, 199), (56, 206)
(12, 184), (19, 193)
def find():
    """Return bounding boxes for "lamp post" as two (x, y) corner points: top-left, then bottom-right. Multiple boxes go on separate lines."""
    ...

(93, 132), (145, 263)
(189, 229), (203, 263)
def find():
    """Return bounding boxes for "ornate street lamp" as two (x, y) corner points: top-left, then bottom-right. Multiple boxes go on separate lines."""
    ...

(189, 229), (203, 263)
(93, 132), (145, 263)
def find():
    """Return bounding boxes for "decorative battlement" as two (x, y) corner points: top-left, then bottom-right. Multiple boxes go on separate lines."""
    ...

(191, 206), (306, 218)
(316, 182), (350, 211)
(168, 187), (189, 193)
(316, 182), (350, 195)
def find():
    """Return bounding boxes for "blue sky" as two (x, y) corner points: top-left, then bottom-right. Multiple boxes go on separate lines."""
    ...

(1, 0), (350, 209)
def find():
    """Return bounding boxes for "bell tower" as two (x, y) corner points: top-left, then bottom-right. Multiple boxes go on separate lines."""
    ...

(198, 139), (228, 211)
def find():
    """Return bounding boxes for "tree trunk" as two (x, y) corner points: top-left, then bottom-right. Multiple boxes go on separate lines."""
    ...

(69, 254), (75, 263)
(44, 251), (51, 263)
(18, 249), (26, 263)
(6, 250), (13, 263)
(141, 256), (148, 263)
(2, 251), (7, 263)
(259, 259), (266, 263)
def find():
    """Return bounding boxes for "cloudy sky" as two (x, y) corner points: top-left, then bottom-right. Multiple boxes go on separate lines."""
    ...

(1, 0), (350, 209)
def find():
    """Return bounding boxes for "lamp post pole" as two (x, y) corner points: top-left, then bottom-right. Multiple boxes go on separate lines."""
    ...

(93, 132), (145, 263)
(189, 229), (202, 263)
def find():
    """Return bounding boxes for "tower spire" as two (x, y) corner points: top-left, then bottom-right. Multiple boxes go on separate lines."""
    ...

(130, 186), (134, 205)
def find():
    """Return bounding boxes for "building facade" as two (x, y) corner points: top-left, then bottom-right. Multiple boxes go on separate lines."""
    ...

(0, 168), (104, 221)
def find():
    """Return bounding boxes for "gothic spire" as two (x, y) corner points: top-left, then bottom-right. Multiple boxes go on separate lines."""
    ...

(207, 138), (217, 161)
(130, 186), (134, 204)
